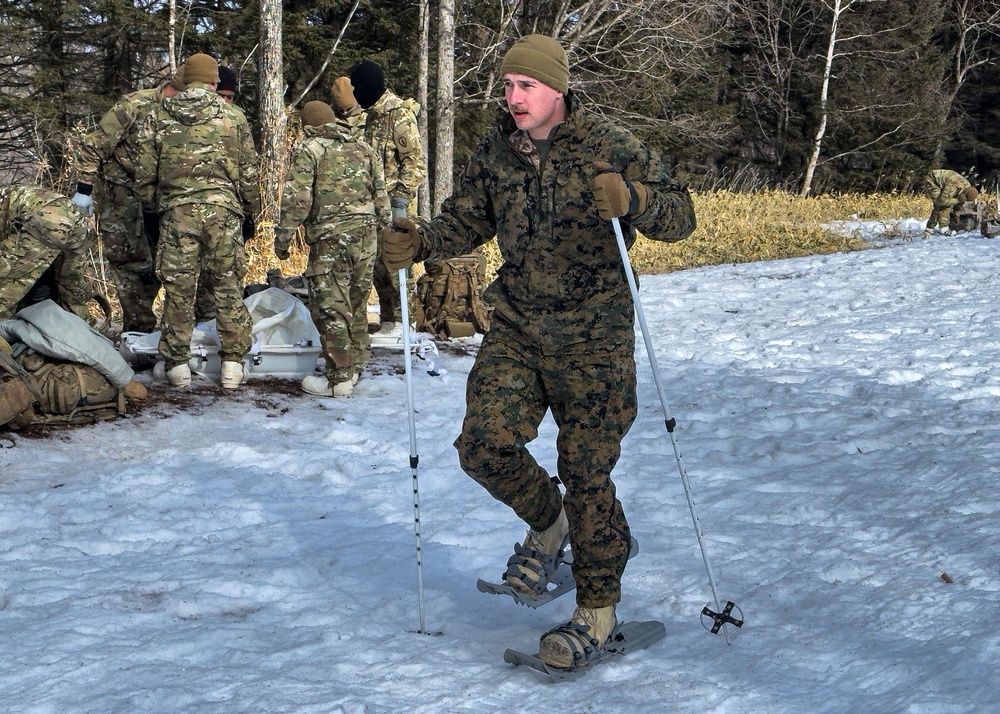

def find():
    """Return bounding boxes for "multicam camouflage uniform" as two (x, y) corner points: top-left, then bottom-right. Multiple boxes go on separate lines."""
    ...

(276, 120), (388, 384)
(362, 90), (426, 324)
(0, 186), (94, 320)
(134, 83), (260, 369)
(923, 169), (973, 230)
(78, 87), (164, 332)
(415, 94), (696, 607)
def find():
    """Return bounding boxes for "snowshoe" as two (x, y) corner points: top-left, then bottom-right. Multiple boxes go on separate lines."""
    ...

(477, 536), (639, 608)
(503, 619), (666, 682)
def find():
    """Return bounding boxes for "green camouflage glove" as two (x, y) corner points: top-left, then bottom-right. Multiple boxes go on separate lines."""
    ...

(592, 161), (651, 220)
(381, 218), (421, 270)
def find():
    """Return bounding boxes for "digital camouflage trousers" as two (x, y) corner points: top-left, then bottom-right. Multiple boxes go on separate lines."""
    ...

(454, 321), (638, 607)
(155, 204), (251, 367)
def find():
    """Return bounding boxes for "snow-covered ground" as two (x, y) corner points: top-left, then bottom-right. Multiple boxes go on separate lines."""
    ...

(3, 218), (999, 712)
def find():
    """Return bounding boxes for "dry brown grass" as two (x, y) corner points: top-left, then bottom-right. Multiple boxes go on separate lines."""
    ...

(78, 188), (929, 327)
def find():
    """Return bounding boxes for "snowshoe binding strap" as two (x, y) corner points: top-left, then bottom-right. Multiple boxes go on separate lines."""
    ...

(502, 534), (570, 595)
(538, 621), (612, 670)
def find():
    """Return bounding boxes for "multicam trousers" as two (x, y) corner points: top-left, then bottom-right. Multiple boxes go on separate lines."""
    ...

(454, 320), (638, 607)
(155, 204), (251, 367)
(305, 224), (377, 384)
(97, 183), (160, 332)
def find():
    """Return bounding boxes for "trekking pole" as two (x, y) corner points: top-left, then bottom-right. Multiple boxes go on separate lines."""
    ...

(611, 217), (743, 643)
(399, 267), (432, 635)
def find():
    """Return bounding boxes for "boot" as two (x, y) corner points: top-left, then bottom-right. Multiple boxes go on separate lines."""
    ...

(376, 321), (401, 338)
(301, 375), (332, 396)
(220, 361), (246, 389)
(504, 509), (569, 595)
(165, 363), (192, 387)
(538, 605), (617, 669)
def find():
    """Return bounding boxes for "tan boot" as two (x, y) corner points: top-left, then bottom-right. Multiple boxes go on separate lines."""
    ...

(165, 363), (192, 387)
(503, 509), (569, 595)
(220, 360), (246, 389)
(538, 605), (617, 669)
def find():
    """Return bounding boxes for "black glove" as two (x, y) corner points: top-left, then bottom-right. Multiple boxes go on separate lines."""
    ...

(142, 210), (161, 248)
(241, 214), (255, 243)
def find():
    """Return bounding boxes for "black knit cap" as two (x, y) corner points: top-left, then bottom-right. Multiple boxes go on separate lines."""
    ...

(217, 65), (237, 94)
(350, 61), (386, 109)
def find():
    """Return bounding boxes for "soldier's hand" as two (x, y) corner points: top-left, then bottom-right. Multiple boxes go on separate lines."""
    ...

(592, 162), (651, 221)
(381, 218), (421, 270)
(71, 182), (94, 217)
(274, 243), (290, 261)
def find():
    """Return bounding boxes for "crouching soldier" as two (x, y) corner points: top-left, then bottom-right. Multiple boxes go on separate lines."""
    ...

(922, 169), (978, 237)
(0, 185), (95, 321)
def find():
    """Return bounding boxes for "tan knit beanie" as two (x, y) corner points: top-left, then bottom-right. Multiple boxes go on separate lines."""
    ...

(301, 101), (337, 127)
(499, 34), (569, 94)
(184, 53), (220, 85)
(168, 64), (186, 91)
(330, 76), (357, 112)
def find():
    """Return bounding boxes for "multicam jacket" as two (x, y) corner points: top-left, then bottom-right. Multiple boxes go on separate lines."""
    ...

(0, 185), (94, 319)
(78, 87), (163, 188)
(133, 83), (260, 217)
(275, 120), (389, 254)
(416, 94), (696, 355)
(922, 169), (971, 209)
(362, 90), (426, 204)
(0, 186), (92, 256)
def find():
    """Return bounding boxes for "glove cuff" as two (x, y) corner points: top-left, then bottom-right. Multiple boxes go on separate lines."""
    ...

(629, 181), (652, 217)
(75, 182), (93, 196)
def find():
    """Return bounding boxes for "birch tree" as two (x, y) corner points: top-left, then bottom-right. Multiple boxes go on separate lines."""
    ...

(433, 0), (456, 213)
(799, 0), (849, 196)
(417, 0), (431, 218)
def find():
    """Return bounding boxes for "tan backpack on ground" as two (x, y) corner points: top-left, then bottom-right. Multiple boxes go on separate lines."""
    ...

(0, 346), (131, 429)
(415, 254), (492, 339)
(950, 201), (980, 232)
(981, 203), (1000, 238)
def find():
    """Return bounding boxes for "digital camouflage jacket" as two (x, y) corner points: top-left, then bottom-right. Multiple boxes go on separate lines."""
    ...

(77, 87), (163, 189)
(415, 94), (697, 355)
(275, 120), (389, 254)
(362, 90), (426, 204)
(134, 83), (260, 217)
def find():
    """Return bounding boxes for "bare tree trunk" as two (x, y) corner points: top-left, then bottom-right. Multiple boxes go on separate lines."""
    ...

(258, 0), (285, 254)
(433, 0), (455, 213)
(801, 0), (848, 197)
(168, 0), (176, 71)
(417, 0), (431, 219)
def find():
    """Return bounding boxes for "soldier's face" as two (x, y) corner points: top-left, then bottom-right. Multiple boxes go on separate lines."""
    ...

(503, 73), (566, 140)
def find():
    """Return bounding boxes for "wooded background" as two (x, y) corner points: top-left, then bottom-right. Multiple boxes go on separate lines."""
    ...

(3, 0), (999, 213)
